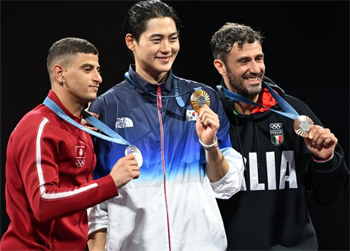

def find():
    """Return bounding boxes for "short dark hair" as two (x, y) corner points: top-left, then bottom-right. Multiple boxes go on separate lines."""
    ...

(211, 22), (264, 63)
(47, 37), (98, 73)
(123, 0), (181, 42)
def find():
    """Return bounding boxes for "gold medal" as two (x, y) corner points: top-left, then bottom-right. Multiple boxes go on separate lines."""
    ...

(125, 145), (143, 167)
(293, 115), (314, 137)
(190, 90), (210, 113)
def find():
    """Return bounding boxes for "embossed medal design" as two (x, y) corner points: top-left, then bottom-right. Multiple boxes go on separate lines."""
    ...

(190, 90), (210, 113)
(125, 145), (143, 167)
(293, 115), (314, 137)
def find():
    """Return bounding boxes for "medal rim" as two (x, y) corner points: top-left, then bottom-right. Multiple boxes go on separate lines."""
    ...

(190, 90), (210, 113)
(125, 145), (143, 167)
(293, 115), (314, 137)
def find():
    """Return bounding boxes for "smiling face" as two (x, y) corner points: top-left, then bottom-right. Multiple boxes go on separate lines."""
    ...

(60, 52), (102, 105)
(215, 40), (265, 101)
(226, 41), (265, 98)
(126, 17), (180, 83)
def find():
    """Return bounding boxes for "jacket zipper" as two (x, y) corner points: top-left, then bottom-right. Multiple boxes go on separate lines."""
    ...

(46, 220), (55, 250)
(157, 83), (172, 251)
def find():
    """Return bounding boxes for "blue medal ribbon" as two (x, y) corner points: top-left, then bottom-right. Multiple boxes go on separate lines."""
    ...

(43, 97), (130, 146)
(222, 82), (299, 120)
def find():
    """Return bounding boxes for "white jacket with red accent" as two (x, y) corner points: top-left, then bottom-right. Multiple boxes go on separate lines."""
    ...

(88, 66), (245, 251)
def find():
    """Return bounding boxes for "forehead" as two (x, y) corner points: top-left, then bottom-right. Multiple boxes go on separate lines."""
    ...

(143, 17), (177, 35)
(70, 53), (99, 66)
(230, 41), (263, 57)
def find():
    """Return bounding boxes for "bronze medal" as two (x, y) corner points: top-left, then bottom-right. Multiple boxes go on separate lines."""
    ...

(125, 145), (143, 167)
(293, 115), (314, 137)
(190, 90), (210, 113)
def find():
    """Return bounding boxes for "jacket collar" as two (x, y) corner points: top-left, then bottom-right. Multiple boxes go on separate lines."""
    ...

(47, 90), (82, 123)
(128, 65), (173, 95)
(217, 76), (285, 117)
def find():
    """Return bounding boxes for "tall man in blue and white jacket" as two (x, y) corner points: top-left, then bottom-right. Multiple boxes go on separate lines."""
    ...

(87, 1), (244, 251)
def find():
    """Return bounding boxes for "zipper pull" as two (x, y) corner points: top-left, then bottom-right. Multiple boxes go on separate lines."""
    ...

(157, 83), (162, 109)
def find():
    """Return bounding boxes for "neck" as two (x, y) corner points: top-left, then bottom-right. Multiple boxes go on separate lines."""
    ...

(52, 88), (84, 117)
(135, 66), (169, 84)
(233, 94), (259, 115)
(61, 99), (84, 117)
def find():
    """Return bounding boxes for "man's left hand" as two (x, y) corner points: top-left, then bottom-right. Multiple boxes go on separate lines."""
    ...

(305, 125), (338, 159)
(196, 104), (220, 145)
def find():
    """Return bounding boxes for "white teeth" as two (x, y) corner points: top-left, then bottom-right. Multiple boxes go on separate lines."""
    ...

(247, 77), (258, 81)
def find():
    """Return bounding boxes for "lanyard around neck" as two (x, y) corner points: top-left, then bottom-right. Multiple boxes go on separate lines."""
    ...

(222, 82), (299, 120)
(43, 97), (130, 146)
(124, 72), (201, 108)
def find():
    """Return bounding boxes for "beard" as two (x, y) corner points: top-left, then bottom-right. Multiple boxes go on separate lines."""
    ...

(226, 69), (264, 98)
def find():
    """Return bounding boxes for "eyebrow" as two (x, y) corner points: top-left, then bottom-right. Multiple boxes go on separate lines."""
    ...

(237, 56), (251, 62)
(80, 63), (100, 69)
(237, 53), (264, 61)
(80, 63), (101, 71)
(149, 31), (179, 38)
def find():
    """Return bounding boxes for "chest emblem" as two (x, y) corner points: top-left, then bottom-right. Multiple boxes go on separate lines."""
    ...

(186, 110), (197, 121)
(270, 123), (284, 146)
(75, 146), (86, 167)
(115, 117), (134, 129)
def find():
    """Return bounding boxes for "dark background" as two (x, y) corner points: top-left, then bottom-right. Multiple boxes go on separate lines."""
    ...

(1, 1), (349, 250)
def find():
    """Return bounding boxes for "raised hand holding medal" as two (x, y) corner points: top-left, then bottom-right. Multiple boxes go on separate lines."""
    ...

(190, 90), (220, 151)
(221, 79), (339, 163)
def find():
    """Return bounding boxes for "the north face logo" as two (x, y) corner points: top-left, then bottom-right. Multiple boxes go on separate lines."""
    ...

(270, 123), (284, 146)
(115, 117), (134, 128)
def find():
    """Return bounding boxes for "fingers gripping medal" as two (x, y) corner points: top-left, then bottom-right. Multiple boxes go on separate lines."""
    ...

(190, 90), (210, 113)
(125, 145), (143, 167)
(293, 115), (314, 137)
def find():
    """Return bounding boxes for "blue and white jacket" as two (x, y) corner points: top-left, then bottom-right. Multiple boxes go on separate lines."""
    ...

(88, 66), (244, 251)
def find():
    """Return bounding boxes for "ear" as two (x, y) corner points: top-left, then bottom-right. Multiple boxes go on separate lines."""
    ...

(125, 33), (136, 51)
(52, 64), (65, 85)
(213, 59), (227, 76)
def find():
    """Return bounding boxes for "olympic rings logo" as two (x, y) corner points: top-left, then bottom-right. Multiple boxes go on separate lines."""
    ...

(75, 159), (86, 167)
(270, 123), (282, 130)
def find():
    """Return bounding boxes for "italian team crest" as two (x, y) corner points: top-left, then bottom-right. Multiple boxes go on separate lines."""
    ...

(269, 123), (284, 146)
(75, 146), (86, 167)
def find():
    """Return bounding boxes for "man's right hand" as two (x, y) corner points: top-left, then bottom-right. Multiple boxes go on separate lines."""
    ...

(109, 154), (140, 188)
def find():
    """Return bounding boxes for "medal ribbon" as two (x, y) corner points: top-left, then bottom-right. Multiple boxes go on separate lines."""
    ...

(43, 97), (130, 146)
(124, 72), (201, 108)
(222, 82), (299, 120)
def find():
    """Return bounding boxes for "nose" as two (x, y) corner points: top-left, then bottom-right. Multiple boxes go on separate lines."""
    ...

(94, 70), (103, 84)
(160, 40), (171, 53)
(249, 61), (263, 74)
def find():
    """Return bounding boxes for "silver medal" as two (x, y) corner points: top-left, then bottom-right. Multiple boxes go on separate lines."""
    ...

(125, 145), (143, 167)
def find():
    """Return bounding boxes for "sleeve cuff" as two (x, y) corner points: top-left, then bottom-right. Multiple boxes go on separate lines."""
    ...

(312, 152), (334, 163)
(210, 147), (244, 199)
(312, 152), (339, 172)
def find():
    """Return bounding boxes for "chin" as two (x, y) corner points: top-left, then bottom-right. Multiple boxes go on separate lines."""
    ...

(247, 87), (262, 96)
(158, 66), (172, 73)
(159, 61), (174, 69)
(86, 95), (97, 102)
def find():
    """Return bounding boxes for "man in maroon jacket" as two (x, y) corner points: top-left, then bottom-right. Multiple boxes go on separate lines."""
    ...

(0, 37), (140, 250)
